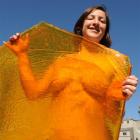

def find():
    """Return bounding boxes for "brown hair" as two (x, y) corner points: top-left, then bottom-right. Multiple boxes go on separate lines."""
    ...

(73, 5), (112, 48)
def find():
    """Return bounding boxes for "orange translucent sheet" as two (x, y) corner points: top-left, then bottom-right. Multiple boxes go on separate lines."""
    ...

(0, 22), (131, 140)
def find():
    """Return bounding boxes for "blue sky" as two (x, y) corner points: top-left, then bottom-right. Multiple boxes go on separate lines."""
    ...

(0, 0), (140, 119)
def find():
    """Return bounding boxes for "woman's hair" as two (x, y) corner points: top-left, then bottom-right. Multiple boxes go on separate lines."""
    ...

(73, 5), (112, 48)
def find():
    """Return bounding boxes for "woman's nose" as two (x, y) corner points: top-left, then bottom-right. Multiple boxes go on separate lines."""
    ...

(92, 18), (99, 25)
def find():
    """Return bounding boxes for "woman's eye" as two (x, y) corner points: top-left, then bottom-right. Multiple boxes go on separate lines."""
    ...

(86, 15), (94, 20)
(86, 17), (93, 20)
(99, 18), (106, 23)
(100, 20), (105, 23)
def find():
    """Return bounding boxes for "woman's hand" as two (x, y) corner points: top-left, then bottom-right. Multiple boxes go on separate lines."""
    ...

(4, 33), (29, 56)
(122, 75), (138, 100)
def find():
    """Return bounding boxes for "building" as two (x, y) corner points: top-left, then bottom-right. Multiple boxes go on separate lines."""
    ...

(119, 119), (140, 140)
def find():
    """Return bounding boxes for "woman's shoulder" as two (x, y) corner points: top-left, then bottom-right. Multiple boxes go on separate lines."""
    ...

(107, 47), (130, 61)
(106, 48), (131, 72)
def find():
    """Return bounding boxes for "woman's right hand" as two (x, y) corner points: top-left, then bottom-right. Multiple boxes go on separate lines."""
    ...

(4, 33), (29, 56)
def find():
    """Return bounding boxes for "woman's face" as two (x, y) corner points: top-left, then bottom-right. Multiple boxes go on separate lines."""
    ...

(82, 9), (107, 43)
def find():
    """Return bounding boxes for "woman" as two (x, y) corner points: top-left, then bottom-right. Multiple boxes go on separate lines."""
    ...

(4, 5), (138, 140)
(73, 5), (138, 99)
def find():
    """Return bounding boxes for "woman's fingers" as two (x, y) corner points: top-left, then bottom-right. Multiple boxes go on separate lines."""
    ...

(4, 33), (29, 55)
(122, 85), (136, 100)
(9, 33), (20, 44)
(123, 75), (138, 86)
(122, 75), (138, 100)
(122, 84), (136, 93)
(3, 41), (12, 49)
(3, 33), (21, 50)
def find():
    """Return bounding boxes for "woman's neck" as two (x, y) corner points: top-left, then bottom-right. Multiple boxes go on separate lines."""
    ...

(79, 43), (96, 55)
(76, 46), (95, 63)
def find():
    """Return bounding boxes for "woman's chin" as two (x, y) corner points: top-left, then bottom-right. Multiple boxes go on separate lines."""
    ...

(83, 34), (101, 43)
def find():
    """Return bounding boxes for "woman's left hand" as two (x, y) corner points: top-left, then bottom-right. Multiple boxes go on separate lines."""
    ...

(122, 75), (138, 100)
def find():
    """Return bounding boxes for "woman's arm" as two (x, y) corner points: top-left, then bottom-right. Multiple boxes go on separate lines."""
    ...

(4, 33), (53, 99)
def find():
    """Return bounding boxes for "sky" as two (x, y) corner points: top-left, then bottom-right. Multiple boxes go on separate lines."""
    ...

(0, 0), (140, 119)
